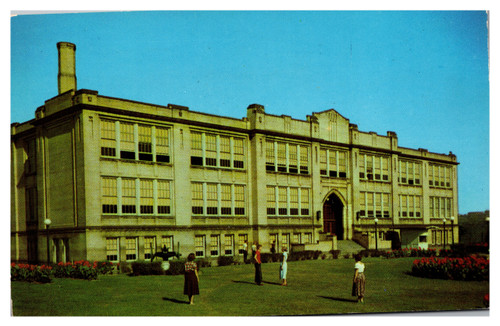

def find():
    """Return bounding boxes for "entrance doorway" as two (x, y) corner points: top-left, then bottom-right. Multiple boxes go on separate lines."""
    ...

(323, 193), (344, 239)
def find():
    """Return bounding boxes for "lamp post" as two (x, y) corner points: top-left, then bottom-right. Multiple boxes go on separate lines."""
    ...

(44, 218), (52, 264)
(450, 216), (455, 247)
(442, 218), (446, 251)
(374, 218), (379, 251)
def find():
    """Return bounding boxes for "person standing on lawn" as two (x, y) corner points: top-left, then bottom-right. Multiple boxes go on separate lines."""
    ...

(184, 253), (200, 305)
(280, 246), (288, 286)
(254, 244), (263, 285)
(352, 254), (366, 303)
(243, 240), (248, 263)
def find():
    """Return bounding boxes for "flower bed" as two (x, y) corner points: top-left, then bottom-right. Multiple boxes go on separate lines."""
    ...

(11, 261), (116, 282)
(411, 256), (489, 281)
(384, 248), (437, 258)
(11, 263), (53, 283)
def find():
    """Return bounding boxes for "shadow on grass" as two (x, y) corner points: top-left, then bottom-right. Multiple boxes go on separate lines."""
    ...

(262, 281), (282, 286)
(162, 297), (189, 304)
(318, 295), (358, 303)
(231, 280), (282, 286)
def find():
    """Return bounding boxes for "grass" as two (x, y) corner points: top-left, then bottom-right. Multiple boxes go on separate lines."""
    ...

(11, 257), (489, 316)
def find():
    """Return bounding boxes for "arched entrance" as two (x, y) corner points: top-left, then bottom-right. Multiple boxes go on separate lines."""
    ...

(323, 193), (344, 239)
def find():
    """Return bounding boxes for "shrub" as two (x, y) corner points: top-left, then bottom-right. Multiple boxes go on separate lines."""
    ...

(330, 250), (341, 259)
(95, 261), (115, 275)
(119, 262), (132, 274)
(131, 261), (164, 276)
(261, 253), (281, 263)
(287, 251), (321, 262)
(52, 261), (98, 280)
(165, 261), (185, 275)
(343, 253), (351, 259)
(197, 258), (212, 268)
(217, 256), (235, 266)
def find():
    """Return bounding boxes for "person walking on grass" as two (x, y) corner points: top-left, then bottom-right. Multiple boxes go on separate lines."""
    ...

(184, 253), (200, 305)
(352, 254), (366, 303)
(254, 244), (263, 285)
(280, 247), (288, 286)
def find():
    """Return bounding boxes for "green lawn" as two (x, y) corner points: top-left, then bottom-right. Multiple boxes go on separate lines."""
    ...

(11, 257), (489, 316)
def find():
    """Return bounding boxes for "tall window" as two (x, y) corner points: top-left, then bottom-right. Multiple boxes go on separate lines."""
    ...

(304, 233), (312, 244)
(102, 177), (118, 214)
(120, 122), (135, 160)
(157, 180), (171, 215)
(234, 185), (245, 215)
(140, 179), (153, 214)
(122, 178), (137, 214)
(144, 237), (156, 260)
(221, 184), (232, 215)
(195, 235), (206, 257)
(125, 237), (138, 261)
(220, 136), (231, 167)
(238, 234), (248, 254)
(210, 235), (220, 256)
(266, 140), (275, 171)
(289, 144), (298, 173)
(161, 236), (174, 251)
(106, 238), (119, 261)
(267, 186), (276, 215)
(100, 120), (116, 157)
(293, 233), (301, 244)
(290, 188), (299, 215)
(233, 138), (245, 168)
(206, 183), (218, 215)
(205, 134), (217, 166)
(301, 188), (310, 216)
(156, 127), (170, 163)
(300, 146), (309, 174)
(192, 183), (204, 215)
(224, 235), (234, 256)
(138, 125), (152, 161)
(191, 131), (203, 166)
(278, 187), (288, 215)
(281, 233), (290, 251)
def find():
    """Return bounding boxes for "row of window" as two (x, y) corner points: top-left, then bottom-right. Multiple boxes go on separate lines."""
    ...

(398, 195), (422, 218)
(398, 160), (422, 186)
(265, 140), (309, 174)
(191, 131), (245, 169)
(100, 120), (171, 163)
(192, 182), (246, 216)
(266, 186), (310, 216)
(359, 154), (390, 182)
(429, 196), (453, 218)
(359, 191), (391, 218)
(101, 177), (171, 215)
(106, 236), (175, 261)
(428, 164), (453, 189)
(319, 148), (347, 178)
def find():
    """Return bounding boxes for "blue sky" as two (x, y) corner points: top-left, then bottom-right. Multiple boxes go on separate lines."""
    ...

(10, 11), (489, 214)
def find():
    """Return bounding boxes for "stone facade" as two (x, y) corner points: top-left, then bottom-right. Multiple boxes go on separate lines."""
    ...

(11, 43), (459, 264)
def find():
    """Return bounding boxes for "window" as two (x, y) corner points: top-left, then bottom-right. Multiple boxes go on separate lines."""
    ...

(429, 164), (452, 189)
(429, 197), (452, 218)
(360, 191), (391, 218)
(206, 183), (218, 215)
(120, 122), (135, 160)
(156, 127), (170, 163)
(106, 238), (119, 261)
(25, 138), (37, 174)
(269, 234), (278, 249)
(140, 179), (153, 214)
(100, 120), (116, 157)
(161, 236), (174, 252)
(266, 140), (309, 174)
(359, 154), (389, 182)
(125, 237), (138, 261)
(122, 178), (137, 214)
(301, 188), (310, 216)
(281, 233), (290, 251)
(267, 186), (276, 215)
(290, 188), (299, 215)
(138, 125), (152, 161)
(102, 177), (117, 214)
(144, 237), (156, 260)
(157, 180), (171, 214)
(234, 185), (245, 215)
(221, 184), (232, 215)
(224, 235), (234, 256)
(238, 234), (248, 254)
(304, 233), (312, 244)
(399, 160), (422, 186)
(195, 235), (206, 257)
(278, 187), (287, 215)
(293, 233), (301, 244)
(210, 235), (220, 256)
(191, 182), (246, 216)
(320, 148), (327, 176)
(190, 131), (245, 169)
(192, 183), (204, 215)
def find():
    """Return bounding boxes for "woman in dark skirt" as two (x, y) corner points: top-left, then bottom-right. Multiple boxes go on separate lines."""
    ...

(184, 253), (199, 305)
(352, 254), (366, 303)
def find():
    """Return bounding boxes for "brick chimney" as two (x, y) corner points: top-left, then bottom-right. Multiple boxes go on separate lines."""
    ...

(57, 42), (77, 94)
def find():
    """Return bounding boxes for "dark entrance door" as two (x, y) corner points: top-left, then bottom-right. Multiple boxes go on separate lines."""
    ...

(323, 193), (344, 239)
